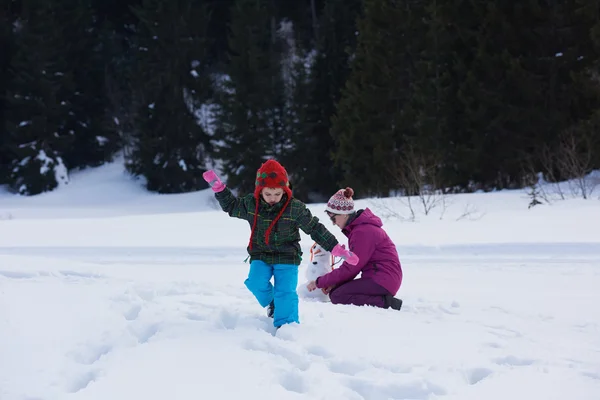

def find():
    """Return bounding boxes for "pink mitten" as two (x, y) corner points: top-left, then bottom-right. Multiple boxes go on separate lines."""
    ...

(202, 170), (226, 193)
(331, 244), (359, 265)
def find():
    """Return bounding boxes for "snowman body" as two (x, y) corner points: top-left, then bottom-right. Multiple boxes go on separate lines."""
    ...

(298, 242), (335, 302)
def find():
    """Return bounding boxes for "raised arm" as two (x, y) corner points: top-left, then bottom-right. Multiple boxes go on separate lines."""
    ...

(215, 188), (254, 220)
(203, 170), (252, 220)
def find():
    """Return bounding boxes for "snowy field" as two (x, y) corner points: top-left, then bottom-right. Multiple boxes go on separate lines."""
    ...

(1, 161), (599, 400)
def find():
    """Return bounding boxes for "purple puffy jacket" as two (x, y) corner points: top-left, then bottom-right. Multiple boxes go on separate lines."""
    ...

(316, 208), (402, 295)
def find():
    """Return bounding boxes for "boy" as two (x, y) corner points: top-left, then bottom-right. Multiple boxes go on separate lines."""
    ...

(203, 159), (358, 328)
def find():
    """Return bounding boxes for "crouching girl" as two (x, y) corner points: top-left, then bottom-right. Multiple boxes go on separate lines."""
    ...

(307, 187), (403, 310)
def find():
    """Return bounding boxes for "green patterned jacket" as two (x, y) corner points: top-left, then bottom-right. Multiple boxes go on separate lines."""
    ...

(215, 188), (339, 265)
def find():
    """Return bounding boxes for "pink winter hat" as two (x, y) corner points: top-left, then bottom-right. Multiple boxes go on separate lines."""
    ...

(325, 187), (355, 214)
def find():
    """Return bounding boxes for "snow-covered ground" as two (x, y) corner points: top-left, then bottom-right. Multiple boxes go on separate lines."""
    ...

(1, 161), (599, 400)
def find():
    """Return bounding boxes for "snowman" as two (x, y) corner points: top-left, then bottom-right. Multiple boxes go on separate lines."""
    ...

(298, 242), (337, 302)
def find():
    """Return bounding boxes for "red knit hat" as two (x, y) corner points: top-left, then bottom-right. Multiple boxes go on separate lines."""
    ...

(254, 159), (292, 199)
(249, 159), (293, 249)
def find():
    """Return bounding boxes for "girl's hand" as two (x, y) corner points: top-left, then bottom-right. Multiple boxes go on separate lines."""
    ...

(322, 286), (334, 294)
(306, 281), (318, 292)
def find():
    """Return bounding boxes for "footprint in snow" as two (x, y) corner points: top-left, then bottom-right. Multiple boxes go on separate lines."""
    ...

(68, 343), (112, 365)
(493, 355), (535, 366)
(327, 359), (413, 376)
(181, 300), (219, 310)
(67, 369), (101, 393)
(305, 345), (412, 376)
(128, 322), (161, 344)
(278, 370), (309, 394)
(581, 371), (600, 380)
(345, 377), (447, 400)
(305, 344), (334, 358)
(243, 339), (311, 371)
(58, 270), (105, 280)
(135, 289), (156, 302)
(123, 304), (141, 321)
(0, 270), (38, 279)
(466, 367), (494, 384)
(215, 309), (239, 330)
(186, 311), (208, 322)
(328, 360), (367, 376)
(370, 360), (413, 374)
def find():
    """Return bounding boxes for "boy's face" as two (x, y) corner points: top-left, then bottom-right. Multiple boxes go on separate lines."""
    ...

(261, 187), (284, 205)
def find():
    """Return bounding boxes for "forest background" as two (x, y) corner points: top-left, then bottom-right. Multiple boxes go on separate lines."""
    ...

(1, 0), (599, 203)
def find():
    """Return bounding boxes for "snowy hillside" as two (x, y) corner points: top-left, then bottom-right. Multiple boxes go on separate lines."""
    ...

(1, 161), (599, 400)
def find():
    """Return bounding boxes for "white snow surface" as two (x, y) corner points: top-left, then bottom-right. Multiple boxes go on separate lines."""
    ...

(0, 161), (599, 400)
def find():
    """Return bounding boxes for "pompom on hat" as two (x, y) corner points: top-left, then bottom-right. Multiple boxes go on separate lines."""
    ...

(249, 159), (293, 249)
(326, 187), (355, 215)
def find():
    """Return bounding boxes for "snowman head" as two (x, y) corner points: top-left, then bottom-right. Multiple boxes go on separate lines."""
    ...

(308, 243), (334, 275)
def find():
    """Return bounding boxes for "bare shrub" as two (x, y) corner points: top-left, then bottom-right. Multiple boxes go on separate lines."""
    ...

(455, 203), (486, 221)
(390, 144), (447, 218)
(556, 127), (597, 199)
(368, 197), (416, 222)
(369, 145), (487, 221)
(536, 145), (566, 202)
(528, 120), (599, 202)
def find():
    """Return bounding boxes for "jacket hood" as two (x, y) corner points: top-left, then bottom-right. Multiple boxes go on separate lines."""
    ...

(343, 208), (382, 234)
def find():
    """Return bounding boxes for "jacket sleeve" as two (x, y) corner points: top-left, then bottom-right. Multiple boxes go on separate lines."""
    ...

(316, 228), (377, 288)
(215, 188), (253, 221)
(294, 200), (339, 251)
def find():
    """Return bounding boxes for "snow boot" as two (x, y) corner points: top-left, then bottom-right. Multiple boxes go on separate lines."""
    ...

(267, 300), (275, 318)
(384, 295), (402, 311)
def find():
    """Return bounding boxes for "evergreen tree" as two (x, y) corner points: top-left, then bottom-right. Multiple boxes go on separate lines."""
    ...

(330, 0), (416, 196)
(204, 0), (236, 66)
(295, 0), (362, 201)
(92, 0), (143, 36)
(273, 0), (324, 49)
(406, 0), (463, 191)
(95, 1), (141, 158)
(127, 0), (213, 193)
(570, 0), (600, 173)
(453, 1), (600, 189)
(212, 0), (290, 195)
(5, 0), (73, 195)
(56, 0), (121, 170)
(269, 20), (315, 201)
(0, 1), (16, 185)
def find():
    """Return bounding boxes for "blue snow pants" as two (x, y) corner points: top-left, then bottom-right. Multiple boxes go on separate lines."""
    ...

(244, 260), (299, 327)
